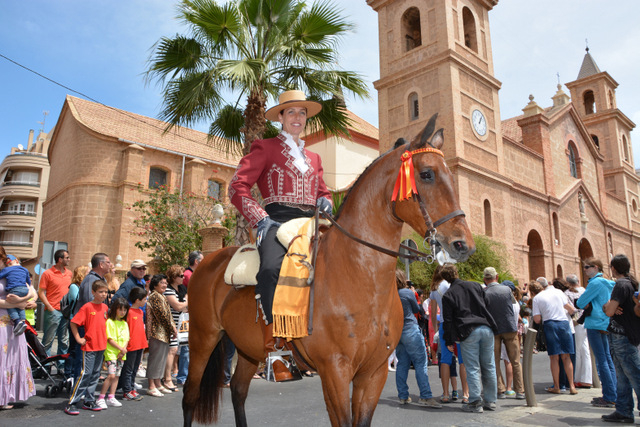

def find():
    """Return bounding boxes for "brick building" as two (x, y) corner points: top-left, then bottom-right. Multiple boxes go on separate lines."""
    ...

(368, 0), (638, 282)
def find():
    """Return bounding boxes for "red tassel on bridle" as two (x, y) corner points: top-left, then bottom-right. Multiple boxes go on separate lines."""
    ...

(391, 147), (444, 202)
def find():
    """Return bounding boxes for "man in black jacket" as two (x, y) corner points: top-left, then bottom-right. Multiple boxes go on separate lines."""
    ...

(113, 259), (147, 303)
(442, 263), (498, 413)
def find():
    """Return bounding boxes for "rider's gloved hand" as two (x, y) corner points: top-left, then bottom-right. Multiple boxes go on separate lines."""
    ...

(256, 216), (281, 248)
(316, 198), (333, 217)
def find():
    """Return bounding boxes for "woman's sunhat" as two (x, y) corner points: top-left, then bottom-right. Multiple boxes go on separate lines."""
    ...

(265, 90), (322, 121)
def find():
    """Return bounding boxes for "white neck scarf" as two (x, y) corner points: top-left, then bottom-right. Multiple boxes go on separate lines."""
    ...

(281, 131), (309, 174)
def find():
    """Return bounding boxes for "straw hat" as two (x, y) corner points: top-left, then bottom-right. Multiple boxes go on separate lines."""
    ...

(265, 90), (322, 121)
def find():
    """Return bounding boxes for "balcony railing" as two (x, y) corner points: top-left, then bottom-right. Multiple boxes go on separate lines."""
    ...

(2, 181), (40, 187)
(0, 241), (33, 247)
(7, 152), (47, 158)
(0, 211), (36, 217)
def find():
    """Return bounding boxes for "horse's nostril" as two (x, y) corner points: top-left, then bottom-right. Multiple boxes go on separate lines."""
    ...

(452, 240), (468, 253)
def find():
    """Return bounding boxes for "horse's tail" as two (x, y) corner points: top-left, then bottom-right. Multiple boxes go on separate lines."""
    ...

(184, 336), (226, 425)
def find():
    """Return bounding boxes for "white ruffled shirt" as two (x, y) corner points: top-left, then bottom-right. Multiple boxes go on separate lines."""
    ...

(281, 131), (309, 174)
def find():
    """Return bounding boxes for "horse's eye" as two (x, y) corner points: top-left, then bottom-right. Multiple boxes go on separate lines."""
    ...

(419, 169), (434, 182)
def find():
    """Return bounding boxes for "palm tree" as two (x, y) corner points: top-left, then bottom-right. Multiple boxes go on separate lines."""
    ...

(146, 0), (369, 156)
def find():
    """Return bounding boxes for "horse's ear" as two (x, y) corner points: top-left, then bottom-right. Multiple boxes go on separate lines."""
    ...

(394, 138), (408, 149)
(410, 113), (438, 150)
(430, 128), (444, 150)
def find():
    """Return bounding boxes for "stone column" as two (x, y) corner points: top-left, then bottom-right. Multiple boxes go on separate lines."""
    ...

(199, 224), (227, 256)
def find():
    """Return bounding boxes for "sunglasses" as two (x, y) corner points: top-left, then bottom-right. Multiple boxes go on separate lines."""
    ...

(134, 266), (147, 270)
(583, 265), (594, 270)
(179, 274), (184, 278)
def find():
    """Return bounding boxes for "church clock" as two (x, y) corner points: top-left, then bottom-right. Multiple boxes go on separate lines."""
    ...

(471, 108), (487, 139)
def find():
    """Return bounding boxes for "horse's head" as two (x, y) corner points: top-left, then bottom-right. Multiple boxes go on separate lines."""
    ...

(392, 114), (475, 262)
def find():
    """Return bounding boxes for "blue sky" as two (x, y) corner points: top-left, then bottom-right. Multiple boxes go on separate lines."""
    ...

(1, 1), (638, 165)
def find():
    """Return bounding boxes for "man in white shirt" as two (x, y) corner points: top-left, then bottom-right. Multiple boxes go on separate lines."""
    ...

(532, 277), (577, 395)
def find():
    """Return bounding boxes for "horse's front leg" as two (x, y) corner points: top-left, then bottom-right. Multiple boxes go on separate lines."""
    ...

(318, 359), (354, 427)
(351, 361), (389, 427)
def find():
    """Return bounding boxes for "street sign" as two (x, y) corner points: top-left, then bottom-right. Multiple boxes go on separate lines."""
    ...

(398, 239), (418, 265)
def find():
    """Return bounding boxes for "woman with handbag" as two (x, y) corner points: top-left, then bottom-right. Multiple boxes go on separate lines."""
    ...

(162, 265), (188, 392)
(577, 258), (616, 407)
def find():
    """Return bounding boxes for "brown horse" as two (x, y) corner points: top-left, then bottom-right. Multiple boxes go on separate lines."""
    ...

(183, 115), (475, 427)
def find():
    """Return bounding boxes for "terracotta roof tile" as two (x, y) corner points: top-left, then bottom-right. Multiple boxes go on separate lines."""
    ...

(346, 110), (379, 141)
(66, 95), (241, 166)
(501, 116), (522, 142)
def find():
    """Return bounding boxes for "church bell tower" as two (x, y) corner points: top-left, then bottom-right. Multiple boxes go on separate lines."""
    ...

(367, 0), (502, 175)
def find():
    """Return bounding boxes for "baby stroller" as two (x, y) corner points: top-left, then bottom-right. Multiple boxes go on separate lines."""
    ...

(24, 321), (73, 397)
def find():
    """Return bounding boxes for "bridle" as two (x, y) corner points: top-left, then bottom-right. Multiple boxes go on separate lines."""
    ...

(318, 146), (465, 264)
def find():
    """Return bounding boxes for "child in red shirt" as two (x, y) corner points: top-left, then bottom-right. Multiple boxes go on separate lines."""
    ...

(121, 287), (149, 401)
(65, 280), (109, 415)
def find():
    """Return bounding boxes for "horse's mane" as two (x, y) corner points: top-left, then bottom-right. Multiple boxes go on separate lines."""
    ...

(334, 141), (409, 220)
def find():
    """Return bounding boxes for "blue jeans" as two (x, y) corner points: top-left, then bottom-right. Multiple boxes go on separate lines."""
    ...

(7, 286), (29, 322)
(609, 333), (640, 418)
(587, 328), (617, 402)
(395, 324), (433, 400)
(68, 325), (84, 380)
(69, 350), (103, 405)
(42, 308), (69, 373)
(43, 309), (69, 355)
(119, 349), (143, 393)
(460, 325), (497, 404)
(176, 345), (190, 384)
(223, 335), (235, 384)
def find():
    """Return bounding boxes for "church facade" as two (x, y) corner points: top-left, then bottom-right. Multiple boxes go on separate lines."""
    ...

(367, 0), (638, 283)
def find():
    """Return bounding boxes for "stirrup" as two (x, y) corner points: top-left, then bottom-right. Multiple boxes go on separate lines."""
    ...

(265, 349), (303, 382)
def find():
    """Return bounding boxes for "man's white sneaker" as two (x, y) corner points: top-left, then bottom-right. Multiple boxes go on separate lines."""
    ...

(134, 382), (143, 390)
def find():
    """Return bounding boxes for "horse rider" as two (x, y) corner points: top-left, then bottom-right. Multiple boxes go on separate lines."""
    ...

(228, 90), (333, 381)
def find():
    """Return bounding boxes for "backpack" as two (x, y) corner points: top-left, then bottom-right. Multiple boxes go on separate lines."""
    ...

(60, 284), (79, 319)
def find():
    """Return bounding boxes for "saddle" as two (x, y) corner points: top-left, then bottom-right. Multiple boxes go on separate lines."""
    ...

(224, 217), (329, 288)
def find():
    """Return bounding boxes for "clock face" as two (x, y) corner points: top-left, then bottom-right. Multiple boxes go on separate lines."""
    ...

(471, 109), (487, 137)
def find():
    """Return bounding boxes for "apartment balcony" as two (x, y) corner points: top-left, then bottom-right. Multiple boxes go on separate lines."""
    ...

(0, 211), (37, 228)
(0, 241), (35, 259)
(0, 181), (41, 198)
(1, 152), (48, 170)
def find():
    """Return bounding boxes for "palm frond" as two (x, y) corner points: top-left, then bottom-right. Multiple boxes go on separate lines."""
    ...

(159, 71), (222, 128)
(146, 36), (203, 82)
(208, 104), (244, 155)
(304, 97), (352, 140)
(217, 58), (266, 88)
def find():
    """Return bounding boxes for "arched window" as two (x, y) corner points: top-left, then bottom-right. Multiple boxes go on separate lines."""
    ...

(402, 8), (421, 52)
(608, 90), (615, 108)
(557, 265), (563, 278)
(408, 92), (419, 121)
(208, 179), (223, 200)
(568, 143), (578, 178)
(591, 134), (600, 150)
(149, 167), (168, 189)
(484, 199), (492, 237)
(584, 90), (596, 115)
(462, 7), (477, 52)
(622, 135), (630, 162)
(552, 212), (560, 245)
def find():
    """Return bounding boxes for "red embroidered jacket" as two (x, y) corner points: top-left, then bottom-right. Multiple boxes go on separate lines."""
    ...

(228, 135), (332, 227)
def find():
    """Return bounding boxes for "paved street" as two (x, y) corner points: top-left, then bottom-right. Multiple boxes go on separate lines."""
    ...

(2, 351), (624, 426)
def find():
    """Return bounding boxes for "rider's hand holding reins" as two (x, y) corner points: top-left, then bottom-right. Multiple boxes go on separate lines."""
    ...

(316, 198), (333, 217)
(256, 216), (281, 248)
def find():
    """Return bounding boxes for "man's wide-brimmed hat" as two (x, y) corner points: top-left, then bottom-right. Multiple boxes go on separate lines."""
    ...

(265, 90), (322, 121)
